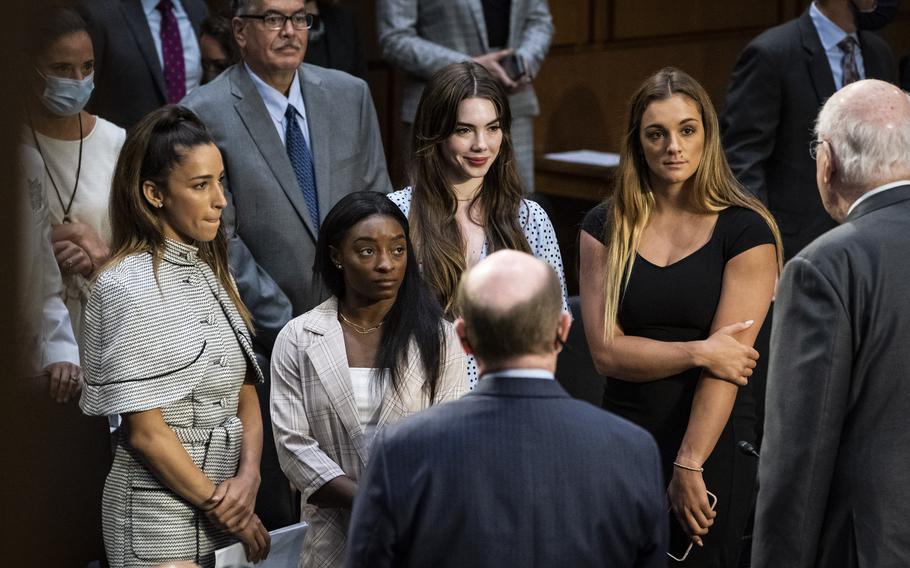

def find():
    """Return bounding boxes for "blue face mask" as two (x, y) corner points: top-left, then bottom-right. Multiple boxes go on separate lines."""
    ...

(36, 69), (95, 116)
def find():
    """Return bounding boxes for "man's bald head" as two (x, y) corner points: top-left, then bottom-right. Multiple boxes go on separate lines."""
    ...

(815, 80), (910, 219)
(456, 250), (563, 365)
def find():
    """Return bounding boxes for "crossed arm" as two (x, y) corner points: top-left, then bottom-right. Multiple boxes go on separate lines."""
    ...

(579, 230), (777, 541)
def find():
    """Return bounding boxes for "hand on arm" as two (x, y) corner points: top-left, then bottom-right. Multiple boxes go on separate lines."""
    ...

(44, 361), (82, 403)
(52, 222), (109, 276)
(52, 240), (93, 277)
(578, 231), (758, 383)
(668, 243), (777, 544)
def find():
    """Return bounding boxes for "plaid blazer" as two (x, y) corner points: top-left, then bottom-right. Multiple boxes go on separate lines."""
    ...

(378, 0), (554, 122)
(270, 296), (466, 568)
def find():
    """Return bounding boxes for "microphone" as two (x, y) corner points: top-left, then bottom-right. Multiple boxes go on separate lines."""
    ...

(737, 440), (760, 459)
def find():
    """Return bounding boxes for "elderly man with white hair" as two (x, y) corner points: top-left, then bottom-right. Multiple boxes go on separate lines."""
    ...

(753, 79), (910, 568)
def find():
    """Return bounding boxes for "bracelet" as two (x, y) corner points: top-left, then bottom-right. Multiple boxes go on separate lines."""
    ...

(673, 461), (704, 473)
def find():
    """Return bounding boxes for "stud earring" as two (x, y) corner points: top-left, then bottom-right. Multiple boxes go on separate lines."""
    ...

(157, 203), (164, 208)
(335, 263), (342, 269)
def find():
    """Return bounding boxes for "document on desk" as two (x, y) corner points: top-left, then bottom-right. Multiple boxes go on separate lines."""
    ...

(543, 150), (620, 167)
(215, 522), (307, 568)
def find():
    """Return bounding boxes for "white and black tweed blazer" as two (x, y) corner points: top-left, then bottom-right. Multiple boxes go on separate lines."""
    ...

(79, 240), (262, 416)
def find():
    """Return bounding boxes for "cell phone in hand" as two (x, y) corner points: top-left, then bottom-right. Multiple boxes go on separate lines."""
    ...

(667, 490), (718, 562)
(500, 53), (526, 81)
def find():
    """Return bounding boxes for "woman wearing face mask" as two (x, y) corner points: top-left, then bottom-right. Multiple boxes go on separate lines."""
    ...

(80, 105), (270, 567)
(271, 191), (466, 568)
(579, 68), (781, 566)
(23, 6), (125, 343)
(389, 61), (568, 389)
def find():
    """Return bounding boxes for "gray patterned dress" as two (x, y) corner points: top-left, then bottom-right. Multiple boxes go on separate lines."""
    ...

(80, 240), (263, 568)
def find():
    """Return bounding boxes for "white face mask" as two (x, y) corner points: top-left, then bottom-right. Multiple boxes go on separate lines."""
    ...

(36, 69), (95, 116)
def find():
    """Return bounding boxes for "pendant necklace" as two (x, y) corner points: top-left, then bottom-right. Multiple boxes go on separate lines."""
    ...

(29, 109), (83, 224)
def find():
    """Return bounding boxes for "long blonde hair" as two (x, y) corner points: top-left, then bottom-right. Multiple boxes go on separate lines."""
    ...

(601, 68), (782, 339)
(105, 105), (253, 330)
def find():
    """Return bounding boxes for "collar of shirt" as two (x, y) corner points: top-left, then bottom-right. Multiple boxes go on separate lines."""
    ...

(847, 180), (910, 216)
(481, 368), (555, 381)
(244, 63), (309, 146)
(810, 1), (865, 89)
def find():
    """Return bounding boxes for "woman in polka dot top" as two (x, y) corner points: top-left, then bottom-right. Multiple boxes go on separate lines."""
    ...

(388, 61), (568, 389)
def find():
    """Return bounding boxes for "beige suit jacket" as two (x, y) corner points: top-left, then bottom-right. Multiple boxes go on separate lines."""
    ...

(270, 296), (466, 568)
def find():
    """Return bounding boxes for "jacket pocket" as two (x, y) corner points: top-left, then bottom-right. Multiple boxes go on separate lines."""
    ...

(130, 487), (197, 562)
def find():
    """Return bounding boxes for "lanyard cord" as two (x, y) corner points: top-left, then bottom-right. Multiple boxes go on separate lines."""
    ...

(27, 109), (83, 223)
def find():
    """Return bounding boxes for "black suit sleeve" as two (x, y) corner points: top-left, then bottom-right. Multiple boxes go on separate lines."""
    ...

(346, 430), (398, 568)
(753, 257), (853, 568)
(721, 41), (783, 204)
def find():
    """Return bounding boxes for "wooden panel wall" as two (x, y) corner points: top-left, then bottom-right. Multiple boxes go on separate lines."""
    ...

(353, 0), (910, 184)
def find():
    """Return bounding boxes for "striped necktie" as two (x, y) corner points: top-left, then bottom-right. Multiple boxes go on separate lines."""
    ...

(838, 36), (860, 88)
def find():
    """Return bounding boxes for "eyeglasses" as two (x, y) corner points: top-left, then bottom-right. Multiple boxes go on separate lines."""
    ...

(809, 139), (827, 160)
(238, 11), (313, 30)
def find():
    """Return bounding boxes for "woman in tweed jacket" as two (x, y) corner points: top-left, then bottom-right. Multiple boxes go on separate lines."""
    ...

(271, 192), (467, 568)
(79, 106), (269, 567)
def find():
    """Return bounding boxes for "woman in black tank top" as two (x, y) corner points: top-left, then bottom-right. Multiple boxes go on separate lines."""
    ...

(579, 68), (782, 567)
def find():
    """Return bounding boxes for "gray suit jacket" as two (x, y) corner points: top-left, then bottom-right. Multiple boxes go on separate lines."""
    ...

(79, 0), (207, 129)
(378, 0), (553, 122)
(755, 185), (910, 568)
(183, 63), (392, 318)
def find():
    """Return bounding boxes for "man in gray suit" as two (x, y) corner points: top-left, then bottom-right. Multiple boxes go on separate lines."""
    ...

(346, 250), (667, 567)
(754, 80), (910, 567)
(182, 0), (391, 528)
(378, 0), (553, 193)
(184, 0), (391, 317)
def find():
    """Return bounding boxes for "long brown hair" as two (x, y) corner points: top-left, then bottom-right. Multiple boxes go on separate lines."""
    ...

(106, 105), (253, 330)
(408, 61), (531, 313)
(601, 67), (783, 338)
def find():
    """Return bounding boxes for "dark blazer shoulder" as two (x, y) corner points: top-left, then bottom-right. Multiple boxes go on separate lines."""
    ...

(746, 13), (804, 58)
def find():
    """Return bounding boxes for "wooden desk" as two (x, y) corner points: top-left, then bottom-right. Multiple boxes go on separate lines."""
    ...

(534, 156), (615, 201)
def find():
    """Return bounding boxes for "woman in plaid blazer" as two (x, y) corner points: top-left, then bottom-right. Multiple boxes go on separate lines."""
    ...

(80, 107), (270, 567)
(271, 192), (467, 568)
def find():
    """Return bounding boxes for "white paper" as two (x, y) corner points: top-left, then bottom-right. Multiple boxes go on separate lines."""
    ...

(542, 150), (620, 168)
(215, 522), (307, 568)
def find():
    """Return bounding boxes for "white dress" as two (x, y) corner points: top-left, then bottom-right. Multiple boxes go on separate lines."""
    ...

(20, 117), (126, 338)
(388, 187), (569, 388)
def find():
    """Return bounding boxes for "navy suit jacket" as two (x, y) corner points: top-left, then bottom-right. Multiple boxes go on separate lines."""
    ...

(346, 375), (667, 568)
(721, 10), (894, 259)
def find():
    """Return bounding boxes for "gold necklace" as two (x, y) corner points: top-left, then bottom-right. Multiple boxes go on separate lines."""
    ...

(338, 311), (384, 335)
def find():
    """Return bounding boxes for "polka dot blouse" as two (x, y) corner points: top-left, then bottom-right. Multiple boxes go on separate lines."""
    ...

(388, 187), (570, 390)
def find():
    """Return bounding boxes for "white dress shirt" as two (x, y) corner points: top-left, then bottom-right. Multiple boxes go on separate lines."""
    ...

(847, 180), (910, 216)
